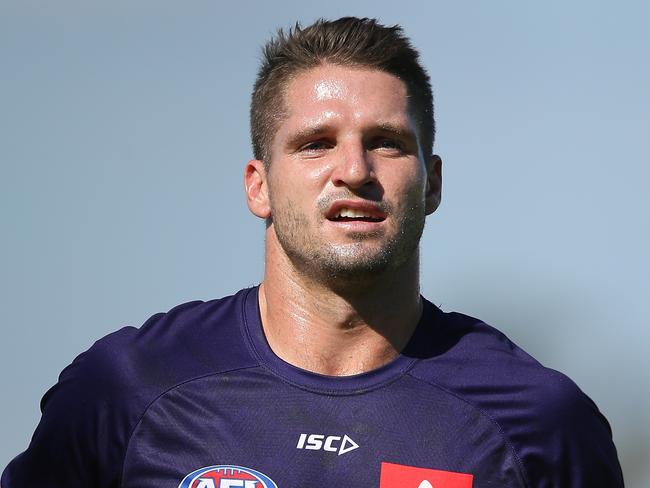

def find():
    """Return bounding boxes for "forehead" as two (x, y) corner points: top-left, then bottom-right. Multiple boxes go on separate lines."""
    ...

(280, 64), (412, 129)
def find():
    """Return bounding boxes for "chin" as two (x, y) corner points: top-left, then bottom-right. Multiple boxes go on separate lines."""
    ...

(313, 243), (416, 282)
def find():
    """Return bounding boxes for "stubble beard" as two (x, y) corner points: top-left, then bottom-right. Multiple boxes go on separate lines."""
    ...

(269, 196), (426, 287)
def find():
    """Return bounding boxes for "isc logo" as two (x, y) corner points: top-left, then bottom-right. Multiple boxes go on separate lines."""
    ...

(296, 433), (359, 456)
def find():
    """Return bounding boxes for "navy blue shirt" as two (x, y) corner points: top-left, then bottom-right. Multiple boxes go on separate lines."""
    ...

(2, 287), (623, 487)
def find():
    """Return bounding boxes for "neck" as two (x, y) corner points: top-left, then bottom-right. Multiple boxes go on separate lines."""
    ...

(258, 234), (423, 376)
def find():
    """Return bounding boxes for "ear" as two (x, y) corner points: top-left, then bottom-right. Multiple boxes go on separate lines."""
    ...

(244, 159), (271, 219)
(424, 154), (442, 215)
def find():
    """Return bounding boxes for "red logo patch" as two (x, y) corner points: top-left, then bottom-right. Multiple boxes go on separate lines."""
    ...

(380, 462), (473, 488)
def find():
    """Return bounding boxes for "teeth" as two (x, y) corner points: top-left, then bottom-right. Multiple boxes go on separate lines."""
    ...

(337, 208), (373, 218)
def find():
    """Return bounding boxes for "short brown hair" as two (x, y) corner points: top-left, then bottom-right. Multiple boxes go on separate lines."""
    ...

(250, 17), (435, 164)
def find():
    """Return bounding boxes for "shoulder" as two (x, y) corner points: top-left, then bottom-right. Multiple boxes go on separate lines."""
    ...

(410, 305), (624, 486)
(90, 288), (258, 392)
(59, 288), (260, 423)
(2, 288), (258, 487)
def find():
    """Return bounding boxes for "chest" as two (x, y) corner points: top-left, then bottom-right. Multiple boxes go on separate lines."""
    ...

(121, 370), (526, 488)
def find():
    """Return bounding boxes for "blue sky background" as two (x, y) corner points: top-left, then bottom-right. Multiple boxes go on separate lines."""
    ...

(1, 1), (648, 485)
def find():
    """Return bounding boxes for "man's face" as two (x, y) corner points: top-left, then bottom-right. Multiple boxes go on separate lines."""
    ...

(256, 64), (440, 282)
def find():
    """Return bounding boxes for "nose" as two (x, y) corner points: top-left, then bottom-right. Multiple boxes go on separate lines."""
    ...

(330, 141), (376, 189)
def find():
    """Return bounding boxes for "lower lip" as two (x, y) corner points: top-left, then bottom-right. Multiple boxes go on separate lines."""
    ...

(326, 219), (385, 233)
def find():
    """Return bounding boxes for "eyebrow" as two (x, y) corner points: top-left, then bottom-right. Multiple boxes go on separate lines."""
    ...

(286, 124), (334, 148)
(374, 122), (418, 142)
(285, 121), (418, 148)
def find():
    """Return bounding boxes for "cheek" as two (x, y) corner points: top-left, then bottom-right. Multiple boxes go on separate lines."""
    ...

(275, 165), (334, 210)
(267, 173), (318, 214)
(386, 166), (426, 196)
(270, 155), (333, 189)
(303, 158), (336, 183)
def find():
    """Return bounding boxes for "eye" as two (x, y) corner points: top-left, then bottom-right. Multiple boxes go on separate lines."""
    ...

(299, 140), (331, 152)
(370, 138), (405, 154)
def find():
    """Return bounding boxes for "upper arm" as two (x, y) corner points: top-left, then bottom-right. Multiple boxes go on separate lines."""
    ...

(1, 329), (141, 488)
(516, 370), (624, 487)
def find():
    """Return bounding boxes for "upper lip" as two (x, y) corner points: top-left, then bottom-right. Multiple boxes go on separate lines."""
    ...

(325, 200), (388, 220)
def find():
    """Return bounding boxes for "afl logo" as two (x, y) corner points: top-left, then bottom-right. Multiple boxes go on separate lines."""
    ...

(178, 465), (278, 488)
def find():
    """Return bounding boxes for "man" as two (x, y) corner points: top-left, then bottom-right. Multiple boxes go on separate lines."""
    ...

(2, 17), (623, 487)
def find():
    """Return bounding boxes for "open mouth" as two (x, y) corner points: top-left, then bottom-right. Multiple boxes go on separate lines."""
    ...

(327, 207), (386, 223)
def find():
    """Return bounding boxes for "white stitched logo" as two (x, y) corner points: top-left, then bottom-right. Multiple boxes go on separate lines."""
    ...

(296, 433), (359, 455)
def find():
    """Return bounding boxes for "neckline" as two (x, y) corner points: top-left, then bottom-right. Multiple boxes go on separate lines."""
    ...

(240, 286), (440, 395)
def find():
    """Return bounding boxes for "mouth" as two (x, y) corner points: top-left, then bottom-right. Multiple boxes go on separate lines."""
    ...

(325, 202), (388, 223)
(329, 208), (385, 222)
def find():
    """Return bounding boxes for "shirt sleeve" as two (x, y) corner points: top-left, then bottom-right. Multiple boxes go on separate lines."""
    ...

(422, 314), (625, 487)
(2, 329), (140, 488)
(513, 368), (625, 487)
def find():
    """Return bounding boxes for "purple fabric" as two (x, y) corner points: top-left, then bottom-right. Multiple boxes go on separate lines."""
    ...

(2, 287), (623, 487)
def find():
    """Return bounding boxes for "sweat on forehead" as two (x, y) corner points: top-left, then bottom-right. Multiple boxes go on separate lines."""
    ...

(249, 17), (435, 164)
